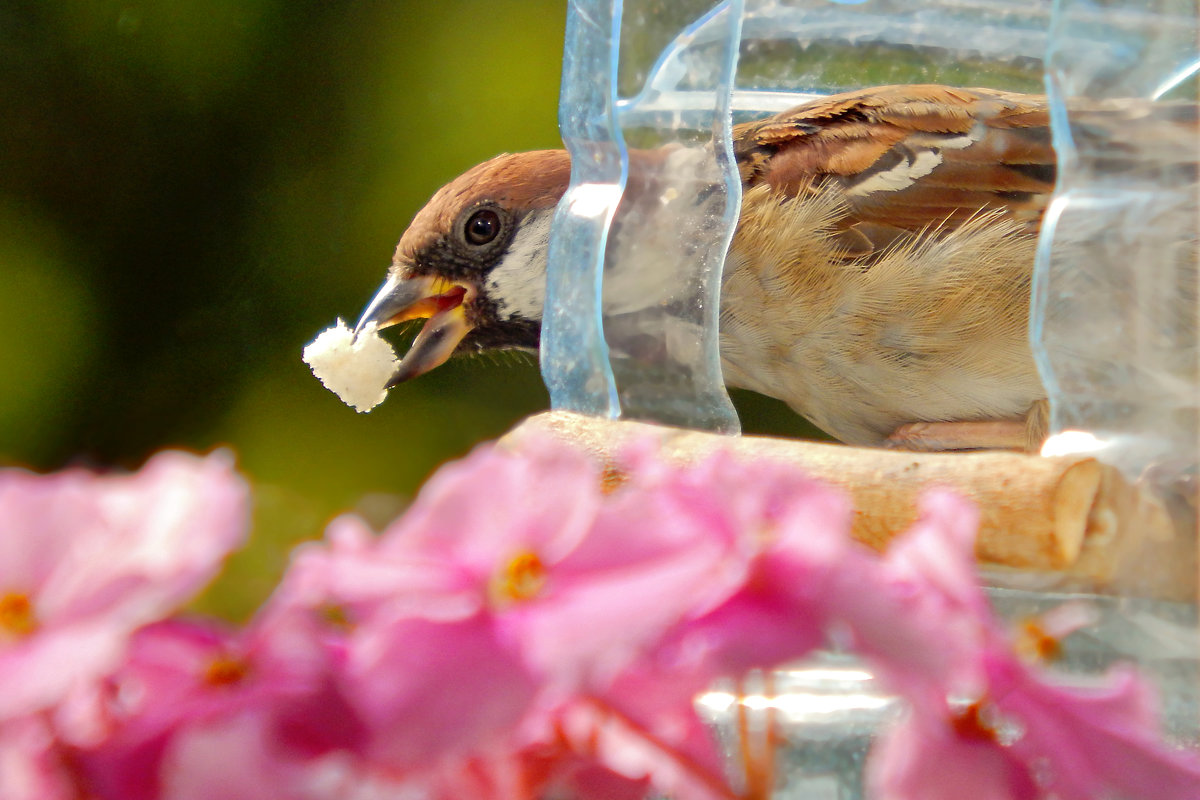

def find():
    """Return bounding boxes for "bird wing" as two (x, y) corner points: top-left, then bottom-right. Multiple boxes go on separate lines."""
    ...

(732, 84), (1055, 256)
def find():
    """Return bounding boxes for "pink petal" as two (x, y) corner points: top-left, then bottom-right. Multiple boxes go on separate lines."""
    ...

(512, 510), (738, 688)
(847, 490), (988, 695)
(0, 716), (78, 800)
(380, 439), (603, 572)
(279, 518), (479, 624)
(346, 612), (538, 768)
(868, 708), (1037, 800)
(158, 713), (296, 800)
(989, 656), (1200, 800)
(38, 450), (248, 620)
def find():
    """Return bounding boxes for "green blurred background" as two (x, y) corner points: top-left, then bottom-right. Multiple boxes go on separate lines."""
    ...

(0, 0), (816, 617)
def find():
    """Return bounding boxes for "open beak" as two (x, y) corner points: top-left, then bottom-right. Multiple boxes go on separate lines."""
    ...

(354, 272), (473, 387)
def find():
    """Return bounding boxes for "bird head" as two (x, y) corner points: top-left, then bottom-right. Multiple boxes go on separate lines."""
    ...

(354, 150), (570, 386)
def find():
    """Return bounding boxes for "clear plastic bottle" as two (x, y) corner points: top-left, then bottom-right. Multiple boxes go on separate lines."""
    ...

(548, 0), (1198, 793)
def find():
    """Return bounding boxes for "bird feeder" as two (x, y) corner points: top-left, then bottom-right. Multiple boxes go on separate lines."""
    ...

(528, 0), (1199, 794)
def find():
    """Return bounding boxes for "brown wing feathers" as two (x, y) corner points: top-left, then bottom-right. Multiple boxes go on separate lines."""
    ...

(732, 85), (1057, 242)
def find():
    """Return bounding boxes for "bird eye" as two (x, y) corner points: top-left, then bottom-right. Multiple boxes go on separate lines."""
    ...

(464, 209), (501, 246)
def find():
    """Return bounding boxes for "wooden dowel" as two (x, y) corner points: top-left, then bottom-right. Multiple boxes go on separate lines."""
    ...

(501, 411), (1180, 591)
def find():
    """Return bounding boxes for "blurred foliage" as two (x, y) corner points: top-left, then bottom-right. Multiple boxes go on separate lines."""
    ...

(0, 0), (825, 618)
(735, 39), (1044, 94)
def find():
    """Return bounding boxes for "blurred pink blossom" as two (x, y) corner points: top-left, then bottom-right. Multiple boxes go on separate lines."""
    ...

(4, 436), (1199, 800)
(0, 451), (248, 722)
(267, 514), (540, 771)
(865, 492), (1200, 800)
(262, 439), (856, 796)
(270, 439), (752, 780)
(78, 601), (367, 800)
(374, 440), (745, 688)
(870, 647), (1200, 800)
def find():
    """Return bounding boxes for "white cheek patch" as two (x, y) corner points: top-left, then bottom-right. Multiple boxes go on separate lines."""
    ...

(485, 208), (553, 320)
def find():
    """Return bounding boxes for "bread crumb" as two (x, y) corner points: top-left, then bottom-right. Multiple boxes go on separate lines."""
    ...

(303, 319), (398, 413)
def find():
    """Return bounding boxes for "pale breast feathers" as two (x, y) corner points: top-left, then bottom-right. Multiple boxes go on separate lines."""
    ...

(721, 85), (1053, 444)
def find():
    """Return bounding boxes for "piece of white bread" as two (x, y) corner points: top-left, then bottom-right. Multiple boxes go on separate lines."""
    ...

(303, 319), (397, 413)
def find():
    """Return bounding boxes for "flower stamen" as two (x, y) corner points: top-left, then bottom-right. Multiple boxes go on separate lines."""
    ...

(1017, 619), (1063, 662)
(0, 592), (37, 638)
(204, 654), (250, 687)
(319, 603), (355, 632)
(950, 700), (996, 741)
(600, 463), (628, 495)
(491, 550), (547, 606)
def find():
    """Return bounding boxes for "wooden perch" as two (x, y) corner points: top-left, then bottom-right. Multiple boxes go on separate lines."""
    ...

(501, 411), (1187, 595)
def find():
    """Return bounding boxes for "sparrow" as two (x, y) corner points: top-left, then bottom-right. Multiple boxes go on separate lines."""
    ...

(349, 84), (1167, 450)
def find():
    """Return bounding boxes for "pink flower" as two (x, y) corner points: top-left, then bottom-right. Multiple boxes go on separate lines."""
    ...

(0, 451), (248, 722)
(267, 438), (858, 792)
(78, 606), (364, 800)
(865, 490), (1200, 800)
(507, 446), (856, 800)
(265, 514), (539, 771)
(870, 649), (1200, 800)
(75, 619), (264, 800)
(376, 438), (744, 688)
(98, 709), (369, 800)
(268, 437), (757, 774)
(390, 440), (858, 691)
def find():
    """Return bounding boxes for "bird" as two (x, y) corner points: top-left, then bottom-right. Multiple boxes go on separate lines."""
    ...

(349, 84), (1184, 450)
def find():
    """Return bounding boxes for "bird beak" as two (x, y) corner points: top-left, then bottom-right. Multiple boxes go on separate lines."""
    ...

(354, 272), (473, 387)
